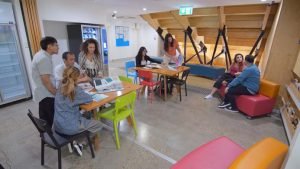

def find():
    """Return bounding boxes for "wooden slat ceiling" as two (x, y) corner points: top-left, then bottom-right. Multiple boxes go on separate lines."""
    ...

(141, 3), (278, 46)
(141, 3), (279, 65)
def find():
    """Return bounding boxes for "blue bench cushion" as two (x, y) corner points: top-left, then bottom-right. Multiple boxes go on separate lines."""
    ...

(149, 56), (163, 63)
(186, 64), (226, 79)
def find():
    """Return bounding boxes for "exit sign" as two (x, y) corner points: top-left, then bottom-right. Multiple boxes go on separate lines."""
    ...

(179, 7), (193, 15)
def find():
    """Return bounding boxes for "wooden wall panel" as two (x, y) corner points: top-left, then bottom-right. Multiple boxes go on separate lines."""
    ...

(158, 19), (182, 29)
(189, 16), (219, 28)
(21, 0), (42, 55)
(226, 15), (265, 21)
(224, 4), (266, 15)
(192, 7), (219, 16)
(227, 28), (261, 39)
(150, 12), (173, 19)
(226, 20), (262, 28)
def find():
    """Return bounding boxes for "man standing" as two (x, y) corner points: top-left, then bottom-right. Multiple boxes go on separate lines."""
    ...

(54, 51), (90, 88)
(218, 55), (260, 112)
(32, 36), (58, 127)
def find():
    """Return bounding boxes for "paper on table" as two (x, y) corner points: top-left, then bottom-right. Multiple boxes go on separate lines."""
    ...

(78, 82), (94, 92)
(91, 94), (108, 102)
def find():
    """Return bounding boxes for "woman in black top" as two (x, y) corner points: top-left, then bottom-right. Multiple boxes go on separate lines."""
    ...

(135, 47), (161, 67)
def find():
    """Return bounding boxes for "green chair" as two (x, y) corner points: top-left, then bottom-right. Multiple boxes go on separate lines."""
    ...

(98, 91), (138, 149)
(119, 75), (133, 83)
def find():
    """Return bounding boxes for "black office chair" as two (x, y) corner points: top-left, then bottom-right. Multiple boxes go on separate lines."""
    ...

(169, 69), (190, 101)
(27, 109), (95, 169)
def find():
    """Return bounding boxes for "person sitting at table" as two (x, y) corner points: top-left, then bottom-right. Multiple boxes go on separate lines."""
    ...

(53, 66), (103, 155)
(54, 51), (90, 88)
(135, 46), (161, 67)
(204, 53), (245, 99)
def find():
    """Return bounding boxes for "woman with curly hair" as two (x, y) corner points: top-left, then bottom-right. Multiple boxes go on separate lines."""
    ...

(78, 38), (103, 78)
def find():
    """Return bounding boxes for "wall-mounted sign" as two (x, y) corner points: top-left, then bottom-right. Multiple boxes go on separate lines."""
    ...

(179, 7), (193, 16)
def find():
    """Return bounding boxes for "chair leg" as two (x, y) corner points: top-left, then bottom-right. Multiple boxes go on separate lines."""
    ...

(150, 86), (153, 103)
(179, 86), (182, 102)
(86, 133), (95, 158)
(113, 121), (121, 149)
(58, 148), (62, 169)
(185, 83), (187, 96)
(130, 114), (138, 136)
(41, 140), (45, 165)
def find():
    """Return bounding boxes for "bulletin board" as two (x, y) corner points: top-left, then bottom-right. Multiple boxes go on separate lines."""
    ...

(115, 26), (129, 47)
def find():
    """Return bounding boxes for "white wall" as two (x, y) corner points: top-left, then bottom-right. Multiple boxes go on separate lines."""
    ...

(36, 0), (160, 62)
(43, 21), (70, 68)
(137, 23), (161, 57)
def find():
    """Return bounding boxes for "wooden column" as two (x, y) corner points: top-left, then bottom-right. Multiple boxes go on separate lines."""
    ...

(261, 0), (300, 95)
(20, 0), (42, 55)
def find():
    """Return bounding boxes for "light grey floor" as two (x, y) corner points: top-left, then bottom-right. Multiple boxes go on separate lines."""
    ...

(0, 59), (287, 169)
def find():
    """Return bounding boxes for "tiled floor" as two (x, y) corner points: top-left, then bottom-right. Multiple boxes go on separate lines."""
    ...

(0, 59), (287, 169)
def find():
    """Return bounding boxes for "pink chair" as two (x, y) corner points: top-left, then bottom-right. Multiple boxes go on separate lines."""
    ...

(171, 137), (244, 169)
(138, 70), (161, 103)
(171, 136), (288, 169)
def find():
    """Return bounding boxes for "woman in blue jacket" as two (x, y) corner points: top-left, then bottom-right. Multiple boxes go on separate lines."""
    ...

(54, 66), (102, 135)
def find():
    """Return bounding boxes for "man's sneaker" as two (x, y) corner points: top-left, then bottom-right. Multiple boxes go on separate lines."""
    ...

(224, 106), (239, 113)
(218, 102), (230, 108)
(204, 94), (213, 99)
(73, 144), (83, 156)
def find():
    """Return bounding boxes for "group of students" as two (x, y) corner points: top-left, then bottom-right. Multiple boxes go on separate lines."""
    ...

(31, 36), (103, 139)
(32, 32), (181, 137)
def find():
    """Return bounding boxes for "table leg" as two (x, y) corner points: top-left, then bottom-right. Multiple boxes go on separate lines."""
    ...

(164, 75), (167, 101)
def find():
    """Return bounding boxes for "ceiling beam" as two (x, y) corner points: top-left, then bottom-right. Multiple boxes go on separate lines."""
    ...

(255, 4), (271, 65)
(140, 14), (160, 30)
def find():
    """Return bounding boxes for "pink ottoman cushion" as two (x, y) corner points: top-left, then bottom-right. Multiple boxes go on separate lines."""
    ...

(236, 95), (276, 117)
(171, 137), (245, 169)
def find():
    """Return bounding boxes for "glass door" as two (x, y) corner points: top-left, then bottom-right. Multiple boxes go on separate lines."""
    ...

(0, 24), (30, 103)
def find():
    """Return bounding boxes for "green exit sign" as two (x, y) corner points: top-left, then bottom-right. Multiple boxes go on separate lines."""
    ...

(179, 7), (193, 15)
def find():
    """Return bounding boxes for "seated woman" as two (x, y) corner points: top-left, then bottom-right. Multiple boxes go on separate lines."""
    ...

(136, 46), (161, 67)
(204, 53), (245, 99)
(54, 66), (102, 136)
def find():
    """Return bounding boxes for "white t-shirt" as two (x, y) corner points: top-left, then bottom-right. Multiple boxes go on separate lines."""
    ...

(31, 50), (55, 102)
(54, 62), (80, 88)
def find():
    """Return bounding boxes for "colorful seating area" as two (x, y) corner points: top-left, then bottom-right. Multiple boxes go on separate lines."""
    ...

(171, 136), (288, 169)
(218, 79), (280, 118)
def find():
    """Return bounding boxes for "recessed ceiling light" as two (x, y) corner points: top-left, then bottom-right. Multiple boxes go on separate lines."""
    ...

(261, 0), (267, 1)
(143, 8), (147, 11)
(113, 11), (117, 14)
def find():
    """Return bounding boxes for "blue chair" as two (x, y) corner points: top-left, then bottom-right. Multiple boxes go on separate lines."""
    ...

(125, 60), (138, 83)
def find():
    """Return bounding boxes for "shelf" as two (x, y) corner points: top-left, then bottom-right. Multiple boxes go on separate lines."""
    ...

(0, 42), (15, 44)
(0, 52), (16, 56)
(286, 84), (300, 111)
(281, 107), (295, 143)
(0, 62), (19, 67)
(0, 72), (21, 79)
